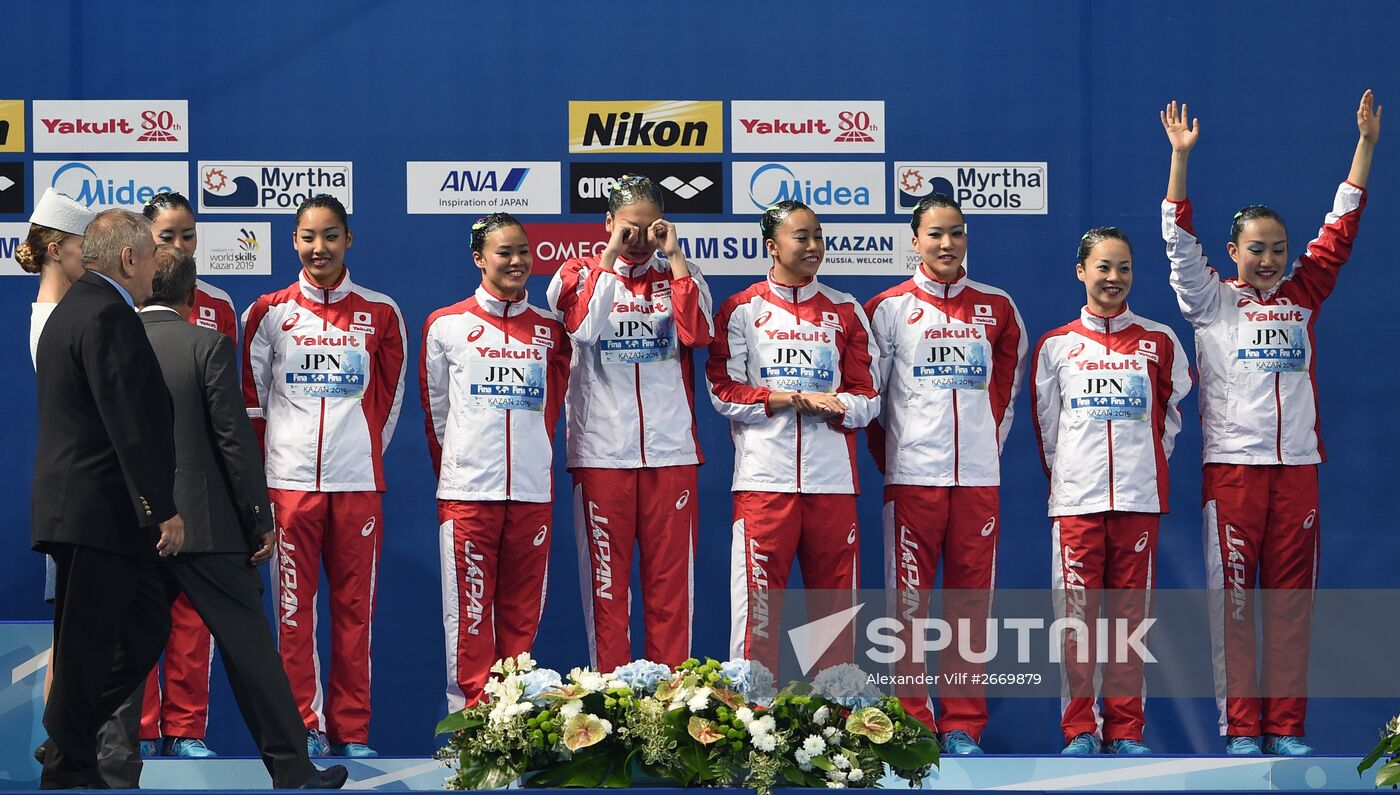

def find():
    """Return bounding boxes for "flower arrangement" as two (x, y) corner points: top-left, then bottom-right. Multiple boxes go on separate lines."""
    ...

(436, 654), (939, 793)
(1360, 714), (1400, 788)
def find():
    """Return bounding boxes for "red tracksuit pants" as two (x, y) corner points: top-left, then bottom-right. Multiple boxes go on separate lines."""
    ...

(1052, 511), (1159, 743)
(731, 491), (860, 673)
(269, 489), (382, 745)
(572, 466), (697, 672)
(438, 500), (551, 712)
(139, 594), (213, 740)
(1203, 463), (1318, 738)
(883, 485), (1000, 739)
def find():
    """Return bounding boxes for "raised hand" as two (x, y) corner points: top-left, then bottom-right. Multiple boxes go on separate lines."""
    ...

(1160, 101), (1200, 153)
(1358, 89), (1383, 145)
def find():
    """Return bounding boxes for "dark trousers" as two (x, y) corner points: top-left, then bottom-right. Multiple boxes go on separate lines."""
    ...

(161, 553), (316, 788)
(42, 544), (170, 789)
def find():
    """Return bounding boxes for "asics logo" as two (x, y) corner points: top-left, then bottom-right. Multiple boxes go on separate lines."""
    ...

(907, 307), (924, 325)
(1135, 531), (1151, 553)
(846, 523), (857, 544)
(754, 310), (772, 328)
(675, 490), (691, 510)
(361, 516), (376, 537)
(467, 325), (486, 342)
(532, 525), (548, 546)
(281, 313), (300, 331)
(1303, 509), (1316, 530)
(980, 517), (997, 537)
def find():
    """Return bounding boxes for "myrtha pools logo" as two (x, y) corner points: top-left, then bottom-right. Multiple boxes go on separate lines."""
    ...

(198, 162), (353, 214)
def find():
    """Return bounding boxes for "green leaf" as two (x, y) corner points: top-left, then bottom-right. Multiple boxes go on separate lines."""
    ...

(810, 755), (835, 772)
(456, 754), (522, 790)
(525, 749), (624, 788)
(1358, 741), (1388, 775)
(1377, 760), (1400, 789)
(435, 710), (483, 735)
(872, 736), (941, 770)
(776, 680), (814, 699)
(782, 766), (807, 785)
(677, 741), (713, 784)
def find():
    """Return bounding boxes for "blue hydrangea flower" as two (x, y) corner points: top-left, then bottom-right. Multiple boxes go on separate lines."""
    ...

(609, 660), (672, 694)
(721, 659), (777, 705)
(810, 664), (882, 709)
(518, 668), (562, 703)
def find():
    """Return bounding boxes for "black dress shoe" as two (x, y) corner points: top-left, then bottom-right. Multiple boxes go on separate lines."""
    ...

(298, 765), (349, 789)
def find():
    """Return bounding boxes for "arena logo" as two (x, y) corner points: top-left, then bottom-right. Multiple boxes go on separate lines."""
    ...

(731, 101), (885, 154)
(406, 161), (561, 215)
(34, 160), (189, 211)
(0, 100), (24, 152)
(733, 161), (885, 215)
(896, 162), (1048, 215)
(198, 161), (353, 214)
(569, 162), (724, 214)
(32, 100), (188, 153)
(569, 101), (723, 154)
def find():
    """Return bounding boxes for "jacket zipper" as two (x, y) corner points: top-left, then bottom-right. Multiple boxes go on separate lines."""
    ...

(503, 303), (514, 499)
(1103, 315), (1115, 510)
(314, 286), (329, 491)
(793, 285), (803, 492)
(1274, 372), (1283, 463)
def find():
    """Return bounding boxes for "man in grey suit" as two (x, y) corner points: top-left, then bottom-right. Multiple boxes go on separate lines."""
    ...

(138, 244), (347, 789)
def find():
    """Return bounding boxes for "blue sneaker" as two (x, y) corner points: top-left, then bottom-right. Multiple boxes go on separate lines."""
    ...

(1062, 732), (1102, 755)
(1263, 735), (1313, 756)
(139, 739), (159, 758)
(1226, 736), (1263, 755)
(331, 742), (379, 758)
(1104, 738), (1153, 755)
(164, 737), (217, 758)
(939, 730), (984, 755)
(307, 730), (331, 757)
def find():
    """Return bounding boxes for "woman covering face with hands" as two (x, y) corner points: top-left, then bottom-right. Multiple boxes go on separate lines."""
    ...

(1160, 91), (1380, 756)
(706, 200), (881, 672)
(545, 174), (715, 673)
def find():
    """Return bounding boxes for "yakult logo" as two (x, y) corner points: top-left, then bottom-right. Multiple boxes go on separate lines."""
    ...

(923, 326), (981, 341)
(350, 310), (375, 335)
(763, 328), (832, 343)
(613, 300), (666, 314)
(292, 334), (360, 347)
(33, 100), (188, 153)
(474, 345), (543, 360)
(1073, 358), (1143, 371)
(1244, 309), (1305, 323)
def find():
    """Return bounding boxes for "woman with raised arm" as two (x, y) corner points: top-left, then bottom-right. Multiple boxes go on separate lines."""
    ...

(1160, 91), (1380, 756)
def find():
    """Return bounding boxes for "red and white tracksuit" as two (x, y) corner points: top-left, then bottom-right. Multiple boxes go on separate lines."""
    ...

(546, 253), (713, 671)
(707, 273), (880, 668)
(1163, 181), (1366, 737)
(242, 267), (406, 743)
(864, 266), (1026, 737)
(420, 286), (570, 711)
(141, 279), (238, 740)
(1033, 306), (1191, 742)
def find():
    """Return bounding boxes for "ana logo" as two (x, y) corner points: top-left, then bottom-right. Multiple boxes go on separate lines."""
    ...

(907, 307), (924, 325)
(532, 525), (548, 546)
(675, 490), (691, 510)
(440, 167), (528, 193)
(281, 313), (300, 331)
(360, 516), (377, 537)
(754, 310), (773, 328)
(980, 517), (997, 537)
(236, 227), (259, 253)
(1067, 342), (1086, 359)
(1135, 531), (1151, 553)
(467, 325), (486, 342)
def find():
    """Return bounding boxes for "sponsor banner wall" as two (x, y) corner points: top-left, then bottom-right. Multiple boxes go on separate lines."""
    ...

(406, 161), (561, 214)
(0, 100), (25, 152)
(569, 162), (724, 214)
(198, 222), (273, 275)
(32, 100), (188, 153)
(732, 161), (886, 215)
(731, 100), (885, 153)
(895, 161), (1048, 214)
(568, 101), (723, 154)
(0, 222), (31, 275)
(198, 161), (352, 214)
(527, 223), (608, 274)
(33, 160), (188, 211)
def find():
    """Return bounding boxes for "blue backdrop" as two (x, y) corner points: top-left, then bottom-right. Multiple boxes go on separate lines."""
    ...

(1, 0), (1396, 758)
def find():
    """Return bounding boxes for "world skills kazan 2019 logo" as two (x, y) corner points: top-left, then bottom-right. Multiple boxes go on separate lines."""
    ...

(198, 161), (353, 214)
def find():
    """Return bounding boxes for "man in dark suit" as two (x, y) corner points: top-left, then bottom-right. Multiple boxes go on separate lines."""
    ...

(32, 209), (186, 789)
(138, 244), (347, 789)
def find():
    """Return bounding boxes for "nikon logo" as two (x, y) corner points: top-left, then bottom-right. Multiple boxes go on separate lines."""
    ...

(569, 101), (723, 154)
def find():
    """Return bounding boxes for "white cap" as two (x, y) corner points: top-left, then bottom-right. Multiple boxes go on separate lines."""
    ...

(30, 188), (95, 236)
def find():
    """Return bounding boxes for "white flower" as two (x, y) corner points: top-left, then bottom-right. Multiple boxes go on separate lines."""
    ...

(825, 728), (843, 747)
(799, 760), (815, 772)
(568, 667), (608, 693)
(687, 686), (712, 712)
(559, 699), (583, 720)
(754, 733), (777, 752)
(795, 749), (812, 765)
(736, 707), (755, 725)
(813, 705), (830, 725)
(753, 715), (776, 735)
(847, 769), (864, 783)
(825, 780), (845, 788)
(831, 754), (850, 770)
(827, 770), (846, 782)
(802, 735), (827, 757)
